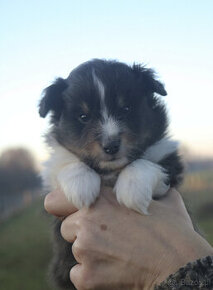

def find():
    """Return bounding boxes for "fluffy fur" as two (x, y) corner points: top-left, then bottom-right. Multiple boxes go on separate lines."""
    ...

(39, 59), (183, 289)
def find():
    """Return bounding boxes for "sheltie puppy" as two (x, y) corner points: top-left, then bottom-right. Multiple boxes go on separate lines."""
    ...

(39, 59), (183, 289)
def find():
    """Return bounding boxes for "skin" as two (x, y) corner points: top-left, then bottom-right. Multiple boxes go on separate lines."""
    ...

(45, 188), (213, 290)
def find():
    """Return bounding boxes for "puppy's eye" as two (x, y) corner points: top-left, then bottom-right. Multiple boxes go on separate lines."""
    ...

(123, 106), (130, 112)
(121, 106), (130, 115)
(79, 114), (90, 123)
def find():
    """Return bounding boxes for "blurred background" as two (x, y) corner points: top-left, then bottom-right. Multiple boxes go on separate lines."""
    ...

(0, 1), (212, 289)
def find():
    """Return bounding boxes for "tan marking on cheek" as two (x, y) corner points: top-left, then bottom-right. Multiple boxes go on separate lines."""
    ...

(69, 146), (87, 157)
(70, 129), (103, 159)
(73, 142), (102, 158)
(122, 132), (136, 145)
(87, 141), (103, 157)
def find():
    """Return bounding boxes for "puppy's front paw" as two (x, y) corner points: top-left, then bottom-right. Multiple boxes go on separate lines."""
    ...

(114, 170), (152, 215)
(114, 159), (168, 214)
(154, 178), (170, 198)
(57, 162), (101, 209)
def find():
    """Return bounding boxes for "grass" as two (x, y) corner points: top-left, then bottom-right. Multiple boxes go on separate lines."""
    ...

(199, 218), (213, 243)
(181, 170), (213, 245)
(0, 199), (55, 290)
(0, 170), (212, 289)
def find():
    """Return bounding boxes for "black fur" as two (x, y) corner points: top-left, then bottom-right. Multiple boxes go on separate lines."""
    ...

(39, 59), (183, 289)
(40, 59), (169, 168)
(39, 78), (68, 121)
(159, 152), (184, 187)
(49, 219), (76, 290)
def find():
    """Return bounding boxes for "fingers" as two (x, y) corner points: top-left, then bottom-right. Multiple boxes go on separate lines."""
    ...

(60, 213), (79, 242)
(70, 263), (82, 289)
(160, 189), (190, 216)
(154, 188), (182, 208)
(44, 189), (78, 217)
(61, 213), (91, 265)
(151, 188), (184, 210)
(70, 264), (93, 290)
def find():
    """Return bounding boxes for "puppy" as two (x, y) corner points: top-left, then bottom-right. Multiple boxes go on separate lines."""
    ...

(39, 59), (183, 289)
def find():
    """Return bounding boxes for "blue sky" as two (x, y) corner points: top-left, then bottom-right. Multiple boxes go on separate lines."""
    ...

(0, 0), (213, 161)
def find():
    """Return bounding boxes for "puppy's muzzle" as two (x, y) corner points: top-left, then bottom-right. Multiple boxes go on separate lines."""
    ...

(103, 139), (121, 155)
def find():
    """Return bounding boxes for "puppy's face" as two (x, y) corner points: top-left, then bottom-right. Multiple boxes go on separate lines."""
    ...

(39, 59), (167, 172)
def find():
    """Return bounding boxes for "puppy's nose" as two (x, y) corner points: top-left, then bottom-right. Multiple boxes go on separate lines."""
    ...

(103, 140), (120, 155)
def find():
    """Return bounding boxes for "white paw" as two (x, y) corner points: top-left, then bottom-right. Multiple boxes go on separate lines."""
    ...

(154, 178), (170, 198)
(57, 162), (101, 209)
(114, 159), (169, 214)
(115, 174), (152, 214)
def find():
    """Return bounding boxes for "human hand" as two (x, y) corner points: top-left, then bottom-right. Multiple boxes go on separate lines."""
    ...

(45, 188), (213, 290)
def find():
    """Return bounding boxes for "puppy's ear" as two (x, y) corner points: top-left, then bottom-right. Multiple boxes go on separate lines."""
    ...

(132, 64), (167, 96)
(39, 78), (68, 118)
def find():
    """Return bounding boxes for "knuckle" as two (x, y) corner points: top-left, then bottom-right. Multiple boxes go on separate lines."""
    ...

(76, 270), (95, 290)
(60, 218), (69, 238)
(77, 219), (94, 242)
(77, 215), (89, 228)
(44, 193), (55, 214)
(72, 240), (85, 258)
(71, 214), (88, 230)
(79, 230), (94, 251)
(60, 216), (74, 240)
(72, 235), (90, 258)
(70, 264), (99, 290)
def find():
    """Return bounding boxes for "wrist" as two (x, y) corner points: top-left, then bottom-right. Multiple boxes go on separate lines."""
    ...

(153, 231), (213, 287)
(156, 255), (213, 290)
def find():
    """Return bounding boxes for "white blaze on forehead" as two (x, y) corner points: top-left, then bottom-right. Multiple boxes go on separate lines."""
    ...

(92, 71), (105, 106)
(92, 71), (120, 138)
(102, 116), (120, 137)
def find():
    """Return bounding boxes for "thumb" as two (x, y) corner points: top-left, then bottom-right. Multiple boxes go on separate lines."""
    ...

(159, 188), (184, 206)
(151, 188), (194, 228)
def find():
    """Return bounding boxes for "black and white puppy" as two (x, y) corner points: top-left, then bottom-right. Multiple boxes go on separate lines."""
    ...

(39, 59), (183, 288)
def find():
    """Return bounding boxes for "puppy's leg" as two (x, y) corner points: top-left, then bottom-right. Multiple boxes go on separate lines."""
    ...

(51, 164), (100, 289)
(114, 159), (169, 214)
(158, 151), (183, 189)
(43, 142), (101, 209)
(49, 219), (77, 290)
(57, 162), (101, 209)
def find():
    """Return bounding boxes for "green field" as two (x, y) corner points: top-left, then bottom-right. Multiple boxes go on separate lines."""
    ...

(0, 171), (212, 290)
(181, 170), (213, 244)
(0, 200), (55, 290)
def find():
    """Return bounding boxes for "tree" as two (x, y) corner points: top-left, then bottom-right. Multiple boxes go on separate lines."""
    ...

(0, 148), (41, 194)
